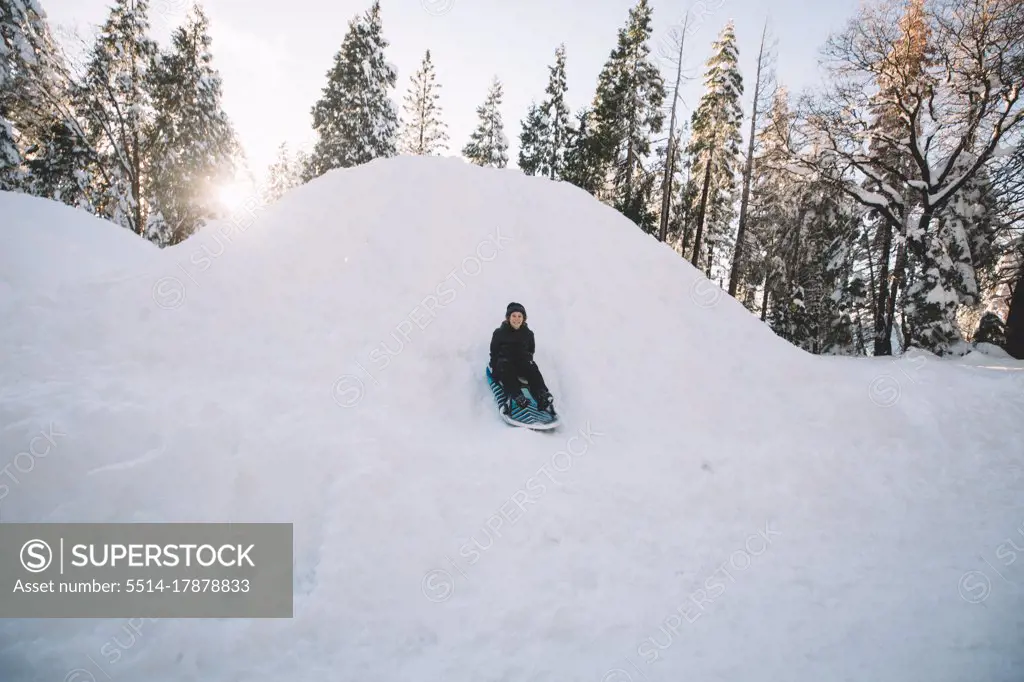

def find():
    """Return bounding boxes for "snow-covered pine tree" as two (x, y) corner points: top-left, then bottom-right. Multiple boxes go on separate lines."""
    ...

(306, 0), (398, 178)
(587, 0), (665, 230)
(462, 76), (508, 168)
(1, 0), (42, 186)
(398, 49), (448, 155)
(540, 43), (569, 179)
(262, 142), (302, 205)
(761, 123), (862, 353)
(682, 20), (743, 278)
(744, 87), (795, 318)
(790, 171), (862, 354)
(902, 161), (1002, 353)
(667, 144), (697, 256)
(819, 204), (869, 356)
(815, 130), (873, 357)
(21, 118), (95, 208)
(651, 119), (688, 246)
(517, 43), (570, 179)
(729, 19), (776, 297)
(745, 87), (865, 353)
(517, 100), (548, 175)
(145, 3), (240, 246)
(291, 147), (310, 184)
(560, 106), (603, 193)
(1, 0), (98, 206)
(1, 0), (64, 190)
(73, 0), (160, 234)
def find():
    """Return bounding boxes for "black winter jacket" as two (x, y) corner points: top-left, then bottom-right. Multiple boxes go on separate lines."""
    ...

(490, 321), (535, 367)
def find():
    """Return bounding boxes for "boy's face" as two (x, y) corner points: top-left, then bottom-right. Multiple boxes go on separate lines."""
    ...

(509, 312), (524, 329)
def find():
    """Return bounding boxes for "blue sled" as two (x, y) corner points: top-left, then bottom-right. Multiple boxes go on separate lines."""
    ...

(486, 365), (561, 431)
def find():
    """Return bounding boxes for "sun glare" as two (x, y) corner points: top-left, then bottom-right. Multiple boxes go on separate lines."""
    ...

(217, 181), (252, 213)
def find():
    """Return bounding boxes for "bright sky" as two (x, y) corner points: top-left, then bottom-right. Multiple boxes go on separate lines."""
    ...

(40, 0), (861, 183)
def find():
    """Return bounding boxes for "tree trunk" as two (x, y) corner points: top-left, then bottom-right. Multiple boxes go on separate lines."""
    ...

(659, 138), (677, 241)
(658, 15), (688, 242)
(873, 215), (895, 355)
(691, 130), (716, 268)
(131, 0), (142, 235)
(729, 20), (767, 296)
(680, 210), (691, 257)
(885, 209), (931, 353)
(132, 130), (141, 234)
(864, 229), (878, 319)
(1004, 260), (1024, 360)
(679, 165), (692, 255)
(880, 241), (906, 355)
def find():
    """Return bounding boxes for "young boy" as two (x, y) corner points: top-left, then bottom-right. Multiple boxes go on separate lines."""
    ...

(489, 302), (554, 413)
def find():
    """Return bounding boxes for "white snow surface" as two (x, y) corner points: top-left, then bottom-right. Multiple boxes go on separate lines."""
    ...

(2, 155), (1024, 681)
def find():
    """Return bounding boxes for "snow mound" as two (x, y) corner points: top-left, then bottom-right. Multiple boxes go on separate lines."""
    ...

(2, 156), (1023, 682)
(0, 192), (161, 299)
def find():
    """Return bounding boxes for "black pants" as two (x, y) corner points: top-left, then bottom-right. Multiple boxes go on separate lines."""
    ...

(492, 358), (548, 399)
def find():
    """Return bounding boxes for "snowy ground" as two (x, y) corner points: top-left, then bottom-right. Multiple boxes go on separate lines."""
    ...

(2, 155), (1023, 682)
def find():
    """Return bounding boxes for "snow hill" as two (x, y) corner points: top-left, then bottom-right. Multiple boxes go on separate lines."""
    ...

(2, 155), (1023, 682)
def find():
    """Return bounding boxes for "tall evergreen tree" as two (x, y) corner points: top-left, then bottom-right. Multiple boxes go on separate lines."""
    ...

(587, 0), (665, 229)
(541, 43), (570, 179)
(21, 118), (94, 208)
(750, 101), (864, 355)
(517, 100), (547, 175)
(902, 163), (1002, 352)
(398, 49), (448, 155)
(462, 76), (507, 168)
(74, 0), (160, 233)
(560, 106), (603, 193)
(1, 0), (47, 187)
(262, 141), (302, 204)
(144, 3), (240, 246)
(682, 20), (744, 278)
(517, 44), (570, 179)
(770, 170), (862, 354)
(306, 0), (398, 178)
(1, 0), (78, 195)
(665, 124), (696, 254)
(729, 20), (775, 296)
(745, 87), (796, 317)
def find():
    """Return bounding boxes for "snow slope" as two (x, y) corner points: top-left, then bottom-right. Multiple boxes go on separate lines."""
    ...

(2, 155), (1023, 682)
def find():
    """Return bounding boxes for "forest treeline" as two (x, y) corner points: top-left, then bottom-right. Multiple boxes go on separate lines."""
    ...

(3, 0), (1022, 357)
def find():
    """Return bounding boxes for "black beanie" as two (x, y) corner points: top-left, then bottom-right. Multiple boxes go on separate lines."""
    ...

(506, 302), (527, 321)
